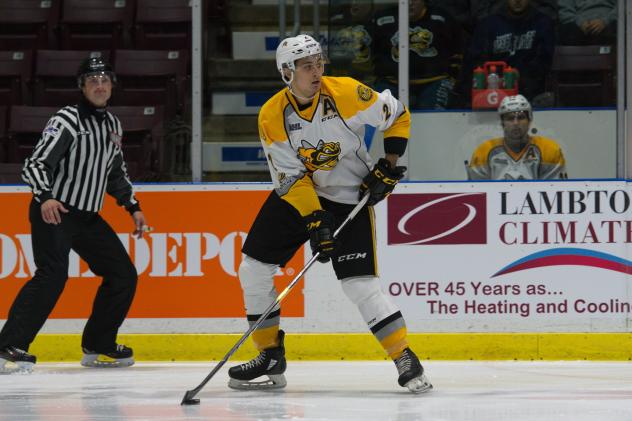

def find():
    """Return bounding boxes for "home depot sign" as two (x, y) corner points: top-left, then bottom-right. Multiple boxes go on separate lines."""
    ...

(0, 188), (304, 319)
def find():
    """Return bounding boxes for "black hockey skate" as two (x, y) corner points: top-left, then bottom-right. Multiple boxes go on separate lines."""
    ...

(0, 346), (36, 374)
(81, 344), (134, 368)
(394, 348), (433, 393)
(228, 330), (287, 390)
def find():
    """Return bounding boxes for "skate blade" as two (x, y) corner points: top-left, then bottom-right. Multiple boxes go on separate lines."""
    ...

(228, 374), (287, 390)
(80, 354), (134, 368)
(405, 373), (433, 394)
(0, 359), (34, 374)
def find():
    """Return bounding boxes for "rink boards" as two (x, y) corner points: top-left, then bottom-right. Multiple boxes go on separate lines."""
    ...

(0, 181), (631, 361)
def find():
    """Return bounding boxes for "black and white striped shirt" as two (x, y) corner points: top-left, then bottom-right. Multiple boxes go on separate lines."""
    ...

(22, 103), (139, 213)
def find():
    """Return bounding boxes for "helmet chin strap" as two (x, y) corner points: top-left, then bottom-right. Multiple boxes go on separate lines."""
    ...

(288, 85), (318, 102)
(287, 73), (318, 102)
(281, 68), (319, 102)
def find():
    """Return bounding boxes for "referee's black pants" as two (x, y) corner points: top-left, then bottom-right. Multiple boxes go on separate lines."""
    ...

(0, 200), (138, 353)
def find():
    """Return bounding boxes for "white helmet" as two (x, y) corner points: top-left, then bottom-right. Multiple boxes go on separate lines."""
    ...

(276, 34), (323, 84)
(498, 94), (532, 120)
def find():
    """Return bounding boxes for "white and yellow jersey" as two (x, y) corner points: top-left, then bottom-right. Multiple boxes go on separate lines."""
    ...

(258, 76), (410, 216)
(467, 135), (567, 181)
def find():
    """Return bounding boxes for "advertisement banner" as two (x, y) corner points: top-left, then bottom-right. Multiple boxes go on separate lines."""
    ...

(0, 187), (305, 319)
(380, 181), (632, 332)
(3, 182), (630, 333)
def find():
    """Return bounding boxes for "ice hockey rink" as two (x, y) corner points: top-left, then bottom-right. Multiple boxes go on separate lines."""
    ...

(2, 361), (632, 421)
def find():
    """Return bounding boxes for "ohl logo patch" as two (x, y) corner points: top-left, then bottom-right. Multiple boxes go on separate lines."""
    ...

(387, 193), (487, 245)
(297, 139), (341, 172)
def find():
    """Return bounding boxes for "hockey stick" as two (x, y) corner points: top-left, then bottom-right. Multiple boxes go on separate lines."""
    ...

(181, 193), (370, 405)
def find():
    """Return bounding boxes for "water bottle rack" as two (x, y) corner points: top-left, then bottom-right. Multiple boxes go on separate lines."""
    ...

(472, 88), (519, 109)
(471, 61), (519, 109)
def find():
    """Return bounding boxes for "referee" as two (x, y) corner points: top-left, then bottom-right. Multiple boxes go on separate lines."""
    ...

(0, 56), (149, 373)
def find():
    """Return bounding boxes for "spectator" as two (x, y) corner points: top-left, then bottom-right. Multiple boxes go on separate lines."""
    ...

(467, 94), (567, 180)
(372, 0), (463, 109)
(329, 0), (376, 85)
(426, 1), (557, 46)
(428, 0), (476, 39)
(465, 0), (555, 101)
(558, 0), (617, 45)
(473, 0), (558, 22)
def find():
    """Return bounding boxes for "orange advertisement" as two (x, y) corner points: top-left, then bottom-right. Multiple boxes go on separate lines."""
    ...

(0, 188), (305, 318)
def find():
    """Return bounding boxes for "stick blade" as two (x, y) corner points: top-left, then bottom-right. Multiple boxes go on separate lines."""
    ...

(181, 390), (200, 406)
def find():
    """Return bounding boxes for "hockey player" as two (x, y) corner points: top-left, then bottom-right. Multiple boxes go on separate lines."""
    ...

(0, 56), (147, 373)
(227, 34), (432, 394)
(467, 94), (568, 180)
(372, 0), (463, 109)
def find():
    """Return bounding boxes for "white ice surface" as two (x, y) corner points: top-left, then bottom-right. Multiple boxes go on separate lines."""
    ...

(1, 361), (631, 421)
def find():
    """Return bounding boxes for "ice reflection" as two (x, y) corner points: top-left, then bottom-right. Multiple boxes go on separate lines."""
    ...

(0, 362), (630, 421)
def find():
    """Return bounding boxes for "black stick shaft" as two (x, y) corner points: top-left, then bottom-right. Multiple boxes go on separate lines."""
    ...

(181, 194), (369, 404)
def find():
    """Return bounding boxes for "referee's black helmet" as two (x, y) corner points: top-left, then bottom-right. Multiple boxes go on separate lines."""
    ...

(76, 56), (116, 88)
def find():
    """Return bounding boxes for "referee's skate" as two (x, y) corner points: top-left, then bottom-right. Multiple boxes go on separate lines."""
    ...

(80, 344), (135, 368)
(0, 346), (36, 374)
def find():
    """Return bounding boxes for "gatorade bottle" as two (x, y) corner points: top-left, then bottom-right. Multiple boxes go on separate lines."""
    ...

(472, 66), (486, 89)
(503, 66), (517, 89)
(486, 65), (500, 89)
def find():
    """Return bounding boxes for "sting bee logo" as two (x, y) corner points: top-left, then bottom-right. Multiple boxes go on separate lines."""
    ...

(297, 139), (341, 172)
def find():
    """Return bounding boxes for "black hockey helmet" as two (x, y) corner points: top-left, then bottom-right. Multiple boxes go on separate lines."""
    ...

(76, 56), (116, 88)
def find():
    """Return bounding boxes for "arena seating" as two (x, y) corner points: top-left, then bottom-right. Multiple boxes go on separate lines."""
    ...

(548, 45), (616, 107)
(6, 106), (59, 163)
(112, 49), (189, 118)
(59, 0), (135, 50)
(134, 0), (192, 50)
(0, 51), (33, 107)
(0, 0), (195, 181)
(0, 0), (60, 50)
(0, 106), (7, 163)
(109, 105), (165, 178)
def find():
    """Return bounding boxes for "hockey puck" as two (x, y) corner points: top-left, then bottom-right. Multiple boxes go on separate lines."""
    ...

(181, 398), (200, 405)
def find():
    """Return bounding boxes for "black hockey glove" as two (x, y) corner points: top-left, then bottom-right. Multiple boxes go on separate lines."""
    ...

(304, 210), (337, 263)
(359, 158), (407, 206)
